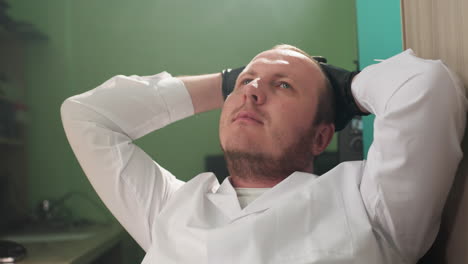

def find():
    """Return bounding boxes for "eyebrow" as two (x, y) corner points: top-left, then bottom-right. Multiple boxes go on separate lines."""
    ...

(242, 70), (291, 79)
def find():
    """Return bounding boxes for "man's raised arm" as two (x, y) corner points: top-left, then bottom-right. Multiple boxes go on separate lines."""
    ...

(177, 73), (223, 114)
(61, 71), (223, 250)
(352, 50), (467, 262)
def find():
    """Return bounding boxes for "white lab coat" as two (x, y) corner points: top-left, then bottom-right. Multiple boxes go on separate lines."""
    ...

(61, 50), (467, 263)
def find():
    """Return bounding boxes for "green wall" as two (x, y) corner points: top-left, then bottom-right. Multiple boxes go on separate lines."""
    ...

(355, 0), (403, 157)
(9, 0), (358, 262)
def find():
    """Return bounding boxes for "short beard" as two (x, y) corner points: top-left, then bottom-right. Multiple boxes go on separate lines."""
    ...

(222, 129), (316, 185)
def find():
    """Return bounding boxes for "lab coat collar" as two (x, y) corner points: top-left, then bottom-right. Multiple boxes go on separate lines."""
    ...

(206, 176), (242, 220)
(206, 172), (318, 222)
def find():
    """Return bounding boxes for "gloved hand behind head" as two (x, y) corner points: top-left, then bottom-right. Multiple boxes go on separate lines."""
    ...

(221, 67), (245, 100)
(316, 62), (367, 131)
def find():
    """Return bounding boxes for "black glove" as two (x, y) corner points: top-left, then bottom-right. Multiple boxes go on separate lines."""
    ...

(221, 66), (245, 100)
(316, 61), (368, 131)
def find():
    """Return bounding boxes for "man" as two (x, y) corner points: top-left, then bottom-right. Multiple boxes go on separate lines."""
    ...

(61, 45), (467, 263)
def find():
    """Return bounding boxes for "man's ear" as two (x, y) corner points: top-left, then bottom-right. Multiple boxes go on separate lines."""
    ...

(311, 123), (335, 156)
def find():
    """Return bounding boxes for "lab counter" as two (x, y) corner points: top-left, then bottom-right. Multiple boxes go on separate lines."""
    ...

(3, 223), (124, 264)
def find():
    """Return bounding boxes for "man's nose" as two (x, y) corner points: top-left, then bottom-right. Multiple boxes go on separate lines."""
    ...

(243, 78), (266, 104)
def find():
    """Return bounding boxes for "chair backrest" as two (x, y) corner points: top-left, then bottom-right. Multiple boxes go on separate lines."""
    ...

(417, 129), (468, 263)
(444, 148), (468, 263)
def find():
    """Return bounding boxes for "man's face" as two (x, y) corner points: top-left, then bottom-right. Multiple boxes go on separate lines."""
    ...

(219, 49), (326, 170)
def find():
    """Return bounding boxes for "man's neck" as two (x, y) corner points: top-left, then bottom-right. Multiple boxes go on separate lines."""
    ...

(223, 150), (315, 188)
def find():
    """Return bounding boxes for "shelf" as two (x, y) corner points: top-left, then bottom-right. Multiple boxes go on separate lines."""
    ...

(1, 223), (124, 264)
(0, 137), (23, 146)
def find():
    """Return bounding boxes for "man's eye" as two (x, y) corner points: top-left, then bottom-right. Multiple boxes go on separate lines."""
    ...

(279, 82), (291, 89)
(241, 79), (252, 85)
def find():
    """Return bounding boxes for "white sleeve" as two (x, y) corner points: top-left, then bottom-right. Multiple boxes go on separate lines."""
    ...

(60, 72), (194, 251)
(352, 50), (467, 262)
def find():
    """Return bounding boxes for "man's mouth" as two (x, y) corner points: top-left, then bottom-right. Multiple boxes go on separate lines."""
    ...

(233, 111), (264, 124)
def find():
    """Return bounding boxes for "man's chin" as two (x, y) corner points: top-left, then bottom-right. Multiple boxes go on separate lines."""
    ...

(222, 146), (275, 159)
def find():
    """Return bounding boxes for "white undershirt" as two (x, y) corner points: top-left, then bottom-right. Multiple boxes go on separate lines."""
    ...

(235, 188), (271, 209)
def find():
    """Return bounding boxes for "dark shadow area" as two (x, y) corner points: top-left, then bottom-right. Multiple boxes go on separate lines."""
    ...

(418, 126), (468, 264)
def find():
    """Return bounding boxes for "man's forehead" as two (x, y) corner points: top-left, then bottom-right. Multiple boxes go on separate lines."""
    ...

(252, 49), (311, 63)
(246, 49), (320, 77)
(244, 48), (326, 96)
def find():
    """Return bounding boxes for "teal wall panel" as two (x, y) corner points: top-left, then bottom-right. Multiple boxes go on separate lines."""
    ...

(355, 0), (403, 157)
